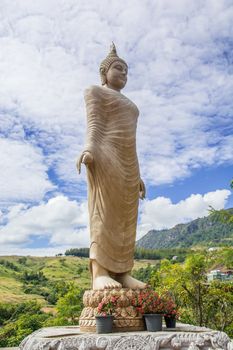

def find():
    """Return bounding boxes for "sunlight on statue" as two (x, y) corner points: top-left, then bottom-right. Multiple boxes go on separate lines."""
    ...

(78, 43), (146, 290)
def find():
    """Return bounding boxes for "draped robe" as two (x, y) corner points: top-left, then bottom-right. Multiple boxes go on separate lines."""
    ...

(81, 85), (140, 273)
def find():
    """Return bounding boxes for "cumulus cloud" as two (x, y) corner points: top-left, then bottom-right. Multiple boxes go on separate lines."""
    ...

(0, 195), (89, 248)
(0, 245), (72, 257)
(0, 138), (54, 204)
(137, 189), (231, 238)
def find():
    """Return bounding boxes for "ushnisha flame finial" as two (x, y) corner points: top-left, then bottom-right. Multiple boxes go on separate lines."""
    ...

(99, 43), (127, 85)
(109, 41), (117, 56)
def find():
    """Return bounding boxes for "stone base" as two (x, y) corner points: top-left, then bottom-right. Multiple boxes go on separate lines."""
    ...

(19, 324), (233, 350)
(79, 288), (145, 332)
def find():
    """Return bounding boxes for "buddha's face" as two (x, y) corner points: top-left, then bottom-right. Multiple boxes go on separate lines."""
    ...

(105, 60), (128, 91)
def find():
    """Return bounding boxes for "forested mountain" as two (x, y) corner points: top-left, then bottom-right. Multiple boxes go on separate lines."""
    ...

(137, 210), (233, 249)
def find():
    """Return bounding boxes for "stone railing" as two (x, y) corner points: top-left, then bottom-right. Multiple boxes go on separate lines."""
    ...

(19, 324), (233, 350)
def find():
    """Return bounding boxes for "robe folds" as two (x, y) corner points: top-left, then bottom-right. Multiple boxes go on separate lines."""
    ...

(82, 85), (140, 273)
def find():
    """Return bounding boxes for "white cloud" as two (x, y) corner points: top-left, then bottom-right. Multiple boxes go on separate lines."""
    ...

(0, 245), (72, 257)
(0, 196), (89, 249)
(137, 189), (231, 238)
(0, 138), (54, 204)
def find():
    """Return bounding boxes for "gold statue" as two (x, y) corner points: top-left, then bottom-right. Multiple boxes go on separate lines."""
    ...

(78, 43), (146, 290)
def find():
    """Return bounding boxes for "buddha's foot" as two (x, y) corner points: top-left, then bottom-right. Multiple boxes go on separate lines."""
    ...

(117, 273), (147, 289)
(93, 276), (122, 290)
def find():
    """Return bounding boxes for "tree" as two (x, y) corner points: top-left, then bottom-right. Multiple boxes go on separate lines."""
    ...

(182, 254), (208, 326)
(0, 301), (51, 347)
(209, 179), (233, 225)
(209, 207), (233, 225)
(150, 252), (233, 336)
(0, 304), (16, 326)
(54, 284), (84, 324)
(65, 248), (89, 257)
(132, 264), (157, 284)
(150, 254), (209, 326)
(18, 257), (27, 265)
(45, 280), (71, 305)
(204, 282), (233, 337)
(219, 248), (233, 269)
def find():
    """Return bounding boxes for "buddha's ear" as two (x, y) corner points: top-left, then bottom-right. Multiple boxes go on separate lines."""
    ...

(100, 67), (107, 85)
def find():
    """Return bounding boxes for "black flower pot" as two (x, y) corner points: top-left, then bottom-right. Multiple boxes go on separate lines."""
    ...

(144, 314), (162, 332)
(95, 315), (114, 333)
(164, 316), (176, 328)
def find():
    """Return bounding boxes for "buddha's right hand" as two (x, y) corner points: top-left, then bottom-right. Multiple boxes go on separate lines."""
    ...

(82, 152), (93, 165)
(77, 151), (93, 174)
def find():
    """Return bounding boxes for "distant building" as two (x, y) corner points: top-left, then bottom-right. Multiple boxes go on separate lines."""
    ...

(207, 269), (233, 282)
(207, 247), (220, 252)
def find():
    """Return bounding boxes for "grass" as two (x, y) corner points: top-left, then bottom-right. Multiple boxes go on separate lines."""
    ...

(0, 276), (44, 304)
(0, 256), (152, 304)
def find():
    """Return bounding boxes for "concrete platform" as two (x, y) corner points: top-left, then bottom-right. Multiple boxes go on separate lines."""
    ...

(19, 323), (233, 349)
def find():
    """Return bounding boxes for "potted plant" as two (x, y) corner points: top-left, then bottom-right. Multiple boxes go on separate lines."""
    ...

(95, 294), (119, 333)
(132, 288), (164, 331)
(163, 293), (179, 328)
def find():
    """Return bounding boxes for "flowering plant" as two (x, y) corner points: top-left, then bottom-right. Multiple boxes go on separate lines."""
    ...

(132, 288), (165, 314)
(162, 293), (180, 319)
(96, 295), (119, 316)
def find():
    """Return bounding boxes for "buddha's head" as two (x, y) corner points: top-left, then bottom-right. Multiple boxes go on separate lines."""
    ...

(99, 43), (128, 91)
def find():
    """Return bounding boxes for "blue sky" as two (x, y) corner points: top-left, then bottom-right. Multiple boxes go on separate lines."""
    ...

(0, 0), (232, 256)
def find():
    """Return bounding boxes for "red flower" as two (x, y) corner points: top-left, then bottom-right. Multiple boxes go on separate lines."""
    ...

(96, 293), (120, 316)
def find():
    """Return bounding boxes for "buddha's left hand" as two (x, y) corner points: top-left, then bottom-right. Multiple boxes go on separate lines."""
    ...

(139, 178), (146, 200)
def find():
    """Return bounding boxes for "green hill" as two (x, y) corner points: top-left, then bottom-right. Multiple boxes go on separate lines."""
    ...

(0, 256), (150, 304)
(137, 211), (233, 249)
(0, 256), (89, 304)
